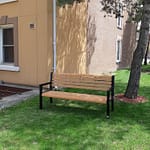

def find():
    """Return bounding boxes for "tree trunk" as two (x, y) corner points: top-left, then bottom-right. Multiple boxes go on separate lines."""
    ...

(144, 37), (149, 65)
(125, 0), (150, 99)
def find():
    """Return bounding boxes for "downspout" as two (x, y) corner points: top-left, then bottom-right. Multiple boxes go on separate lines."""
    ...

(52, 0), (57, 72)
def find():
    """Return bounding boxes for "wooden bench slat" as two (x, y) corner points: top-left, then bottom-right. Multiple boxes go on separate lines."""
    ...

(42, 91), (107, 104)
(53, 79), (111, 86)
(53, 78), (112, 85)
(53, 76), (112, 82)
(54, 73), (111, 78)
(52, 82), (110, 91)
(52, 81), (111, 91)
(52, 73), (112, 91)
(54, 74), (112, 82)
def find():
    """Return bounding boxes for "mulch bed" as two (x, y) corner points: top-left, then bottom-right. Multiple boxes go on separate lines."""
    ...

(115, 94), (147, 104)
(0, 85), (31, 99)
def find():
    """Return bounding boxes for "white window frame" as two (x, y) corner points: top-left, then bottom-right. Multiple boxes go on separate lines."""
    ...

(0, 24), (19, 71)
(136, 21), (141, 41)
(117, 4), (123, 29)
(0, 0), (16, 4)
(117, 16), (122, 29)
(116, 36), (122, 63)
(0, 65), (19, 71)
(0, 28), (3, 64)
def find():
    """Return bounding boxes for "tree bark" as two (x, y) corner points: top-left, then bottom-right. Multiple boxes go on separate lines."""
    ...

(125, 0), (150, 99)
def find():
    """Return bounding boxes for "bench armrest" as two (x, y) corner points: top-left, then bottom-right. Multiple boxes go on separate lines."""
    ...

(39, 82), (51, 87)
(39, 82), (52, 94)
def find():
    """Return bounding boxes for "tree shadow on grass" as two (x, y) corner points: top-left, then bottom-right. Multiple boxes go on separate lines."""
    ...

(43, 98), (107, 119)
(46, 80), (150, 131)
(42, 89), (150, 129)
(36, 97), (149, 146)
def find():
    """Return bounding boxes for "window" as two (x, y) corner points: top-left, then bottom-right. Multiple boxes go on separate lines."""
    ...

(0, 16), (19, 71)
(117, 16), (122, 29)
(136, 21), (141, 41)
(116, 36), (122, 63)
(0, 0), (17, 4)
(0, 24), (14, 64)
(117, 4), (123, 29)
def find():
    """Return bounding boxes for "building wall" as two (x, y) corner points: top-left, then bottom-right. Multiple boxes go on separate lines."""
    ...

(0, 0), (52, 86)
(56, 2), (87, 74)
(0, 0), (136, 86)
(0, 0), (88, 86)
(87, 0), (136, 74)
(54, 0), (136, 75)
(87, 0), (115, 74)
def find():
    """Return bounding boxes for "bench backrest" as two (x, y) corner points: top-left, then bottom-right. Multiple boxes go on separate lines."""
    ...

(51, 73), (113, 91)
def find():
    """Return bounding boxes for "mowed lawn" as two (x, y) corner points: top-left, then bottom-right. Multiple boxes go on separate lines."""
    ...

(0, 68), (150, 150)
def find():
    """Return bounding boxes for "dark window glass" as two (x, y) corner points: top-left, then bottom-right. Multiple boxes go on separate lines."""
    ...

(3, 47), (14, 63)
(3, 28), (14, 45)
(2, 28), (14, 63)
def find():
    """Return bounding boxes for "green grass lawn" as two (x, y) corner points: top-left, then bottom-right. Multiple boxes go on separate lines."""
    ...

(0, 69), (150, 150)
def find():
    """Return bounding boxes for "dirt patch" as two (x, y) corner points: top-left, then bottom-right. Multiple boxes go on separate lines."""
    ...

(115, 94), (147, 104)
(0, 85), (31, 99)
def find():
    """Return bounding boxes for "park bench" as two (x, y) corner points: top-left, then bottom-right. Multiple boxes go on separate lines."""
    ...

(39, 72), (115, 118)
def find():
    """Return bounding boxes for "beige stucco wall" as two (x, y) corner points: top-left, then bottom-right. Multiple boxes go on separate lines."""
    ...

(87, 0), (135, 74)
(0, 0), (88, 86)
(87, 0), (117, 74)
(56, 2), (87, 74)
(0, 0), (52, 86)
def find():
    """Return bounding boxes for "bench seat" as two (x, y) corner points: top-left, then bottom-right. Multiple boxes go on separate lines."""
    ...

(42, 91), (107, 104)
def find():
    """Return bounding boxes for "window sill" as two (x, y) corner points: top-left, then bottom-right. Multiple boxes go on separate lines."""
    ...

(0, 65), (20, 72)
(116, 60), (121, 64)
(0, 0), (17, 5)
(117, 26), (122, 30)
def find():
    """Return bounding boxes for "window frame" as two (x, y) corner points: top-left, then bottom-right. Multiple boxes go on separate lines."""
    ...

(0, 16), (19, 71)
(0, 28), (3, 64)
(117, 16), (122, 29)
(1, 24), (14, 64)
(117, 4), (123, 29)
(116, 36), (122, 63)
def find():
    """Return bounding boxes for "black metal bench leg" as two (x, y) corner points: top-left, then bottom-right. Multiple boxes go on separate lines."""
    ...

(39, 95), (43, 109)
(111, 95), (114, 112)
(111, 75), (115, 111)
(106, 91), (110, 119)
(111, 89), (114, 112)
(50, 97), (53, 103)
(39, 85), (43, 109)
